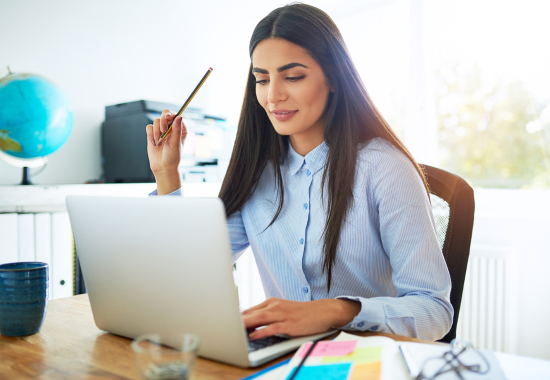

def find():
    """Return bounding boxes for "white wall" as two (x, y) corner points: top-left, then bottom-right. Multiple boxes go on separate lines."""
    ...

(470, 189), (550, 360)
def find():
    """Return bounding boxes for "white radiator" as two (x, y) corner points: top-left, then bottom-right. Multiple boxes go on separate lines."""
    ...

(0, 212), (74, 300)
(456, 245), (518, 354)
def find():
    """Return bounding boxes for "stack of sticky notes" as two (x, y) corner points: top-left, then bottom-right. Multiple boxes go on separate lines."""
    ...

(278, 332), (404, 380)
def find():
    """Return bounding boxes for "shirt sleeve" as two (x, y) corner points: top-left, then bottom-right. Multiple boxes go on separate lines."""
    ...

(148, 188), (183, 196)
(227, 210), (250, 262)
(148, 187), (250, 261)
(336, 145), (454, 341)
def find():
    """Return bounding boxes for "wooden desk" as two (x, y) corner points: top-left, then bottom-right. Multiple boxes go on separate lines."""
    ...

(0, 295), (437, 379)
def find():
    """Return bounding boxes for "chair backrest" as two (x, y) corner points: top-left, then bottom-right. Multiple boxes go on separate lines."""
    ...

(422, 165), (475, 343)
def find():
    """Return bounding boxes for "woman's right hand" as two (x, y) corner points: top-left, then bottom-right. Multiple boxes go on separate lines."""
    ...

(146, 109), (188, 194)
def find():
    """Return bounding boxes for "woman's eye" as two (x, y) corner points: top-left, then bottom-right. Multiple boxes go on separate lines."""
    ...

(255, 75), (305, 85)
(287, 75), (305, 82)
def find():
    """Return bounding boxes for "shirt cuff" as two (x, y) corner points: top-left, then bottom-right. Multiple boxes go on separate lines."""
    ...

(336, 296), (386, 332)
(148, 187), (183, 196)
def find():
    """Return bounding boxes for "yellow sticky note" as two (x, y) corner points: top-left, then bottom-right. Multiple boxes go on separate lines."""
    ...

(321, 347), (382, 365)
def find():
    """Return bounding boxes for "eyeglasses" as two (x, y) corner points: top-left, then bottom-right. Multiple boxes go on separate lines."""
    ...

(416, 339), (491, 380)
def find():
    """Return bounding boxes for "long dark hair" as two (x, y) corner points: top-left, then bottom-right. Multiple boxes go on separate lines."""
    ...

(219, 3), (430, 292)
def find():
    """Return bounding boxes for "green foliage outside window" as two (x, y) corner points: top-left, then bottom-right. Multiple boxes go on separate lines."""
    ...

(437, 61), (550, 189)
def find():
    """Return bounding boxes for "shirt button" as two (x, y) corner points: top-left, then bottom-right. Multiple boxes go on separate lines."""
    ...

(303, 203), (308, 210)
(357, 321), (365, 328)
(303, 287), (309, 293)
(299, 238), (304, 245)
(371, 325), (378, 331)
(306, 169), (311, 176)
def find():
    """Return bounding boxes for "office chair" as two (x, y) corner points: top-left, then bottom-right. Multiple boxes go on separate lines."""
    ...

(422, 164), (475, 343)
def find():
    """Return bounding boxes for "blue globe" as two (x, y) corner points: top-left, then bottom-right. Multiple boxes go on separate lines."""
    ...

(0, 73), (73, 159)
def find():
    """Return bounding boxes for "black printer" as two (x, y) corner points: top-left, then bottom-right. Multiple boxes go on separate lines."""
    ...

(101, 100), (228, 183)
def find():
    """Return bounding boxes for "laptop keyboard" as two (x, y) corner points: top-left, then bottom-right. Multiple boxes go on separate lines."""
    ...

(246, 329), (291, 352)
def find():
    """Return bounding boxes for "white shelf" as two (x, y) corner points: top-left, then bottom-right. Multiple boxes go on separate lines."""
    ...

(0, 182), (222, 213)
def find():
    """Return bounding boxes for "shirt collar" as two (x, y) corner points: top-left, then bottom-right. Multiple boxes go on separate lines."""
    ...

(287, 140), (329, 176)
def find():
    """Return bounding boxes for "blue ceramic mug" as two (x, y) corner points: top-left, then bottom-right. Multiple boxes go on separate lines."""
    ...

(0, 262), (49, 336)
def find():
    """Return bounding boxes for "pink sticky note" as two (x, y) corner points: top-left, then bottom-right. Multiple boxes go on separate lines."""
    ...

(297, 341), (357, 358)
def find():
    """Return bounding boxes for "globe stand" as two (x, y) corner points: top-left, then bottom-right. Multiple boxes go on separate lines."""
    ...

(21, 167), (32, 185)
(0, 150), (48, 185)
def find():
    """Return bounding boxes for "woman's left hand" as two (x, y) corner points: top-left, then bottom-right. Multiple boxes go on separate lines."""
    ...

(242, 297), (361, 340)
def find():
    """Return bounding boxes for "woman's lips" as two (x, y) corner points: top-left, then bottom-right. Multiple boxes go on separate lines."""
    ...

(272, 110), (298, 121)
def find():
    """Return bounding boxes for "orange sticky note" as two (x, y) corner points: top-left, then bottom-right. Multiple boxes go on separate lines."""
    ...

(350, 361), (381, 380)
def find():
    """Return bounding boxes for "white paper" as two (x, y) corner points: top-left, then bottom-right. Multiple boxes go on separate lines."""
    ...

(400, 342), (507, 379)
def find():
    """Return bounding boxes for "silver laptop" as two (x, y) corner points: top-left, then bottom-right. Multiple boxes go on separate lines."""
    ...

(66, 195), (333, 367)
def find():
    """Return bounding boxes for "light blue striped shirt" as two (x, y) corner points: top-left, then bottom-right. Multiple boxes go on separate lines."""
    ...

(150, 137), (453, 341)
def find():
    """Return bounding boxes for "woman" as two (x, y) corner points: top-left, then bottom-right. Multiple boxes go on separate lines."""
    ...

(146, 3), (453, 342)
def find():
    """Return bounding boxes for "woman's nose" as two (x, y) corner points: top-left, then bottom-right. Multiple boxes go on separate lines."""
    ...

(267, 80), (287, 104)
